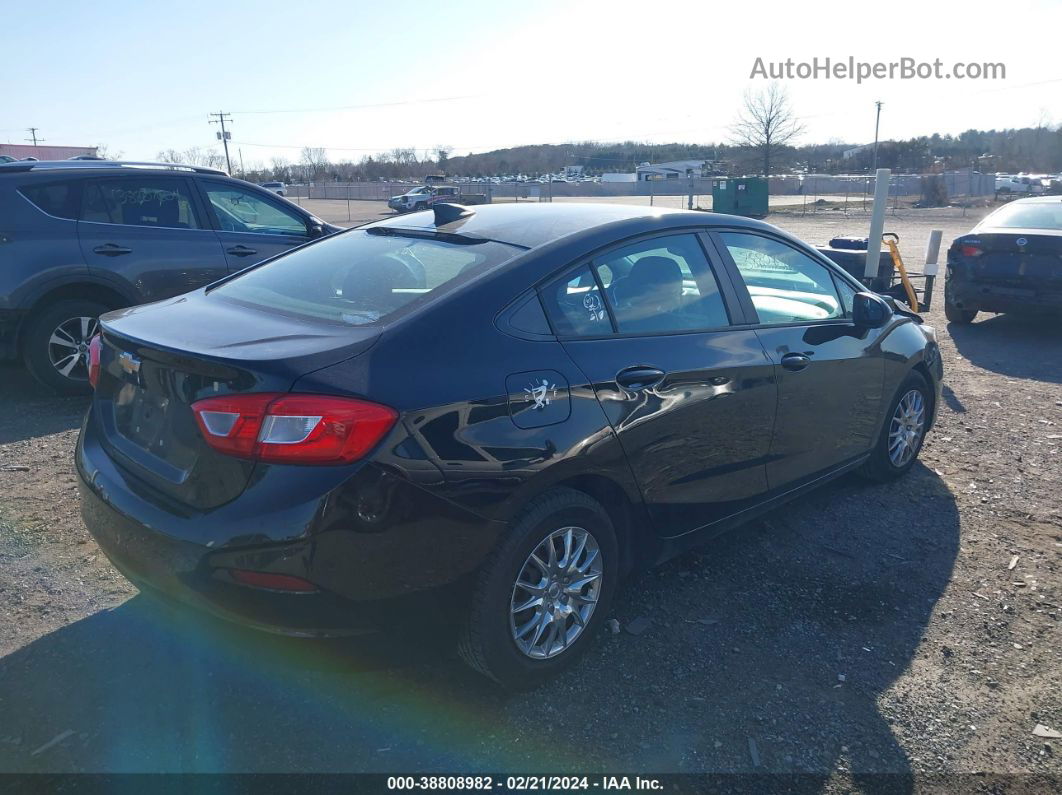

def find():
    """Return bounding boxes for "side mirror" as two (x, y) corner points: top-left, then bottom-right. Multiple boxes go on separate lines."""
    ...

(852, 291), (891, 328)
(308, 223), (325, 238)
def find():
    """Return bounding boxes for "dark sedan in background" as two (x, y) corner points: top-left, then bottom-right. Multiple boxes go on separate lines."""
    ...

(946, 195), (1062, 323)
(76, 203), (942, 688)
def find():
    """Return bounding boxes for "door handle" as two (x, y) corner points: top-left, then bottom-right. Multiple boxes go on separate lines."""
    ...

(92, 243), (132, 256)
(780, 352), (812, 371)
(616, 366), (666, 390)
(226, 245), (258, 257)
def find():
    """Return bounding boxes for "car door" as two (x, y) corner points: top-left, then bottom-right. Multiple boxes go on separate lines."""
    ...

(77, 176), (229, 301)
(539, 231), (778, 537)
(197, 180), (313, 270)
(714, 230), (886, 489)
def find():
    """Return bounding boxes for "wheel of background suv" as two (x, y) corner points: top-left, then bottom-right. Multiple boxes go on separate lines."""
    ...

(23, 299), (109, 395)
(414, 201), (428, 211)
(944, 283), (978, 324)
(458, 487), (618, 689)
(859, 371), (931, 482)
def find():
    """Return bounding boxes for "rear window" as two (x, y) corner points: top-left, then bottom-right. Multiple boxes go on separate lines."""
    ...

(984, 202), (1062, 230)
(210, 229), (523, 325)
(19, 181), (79, 219)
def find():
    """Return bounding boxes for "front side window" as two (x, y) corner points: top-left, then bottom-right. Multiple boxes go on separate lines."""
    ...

(211, 229), (522, 326)
(720, 232), (843, 325)
(594, 233), (729, 333)
(80, 178), (199, 229)
(203, 184), (307, 236)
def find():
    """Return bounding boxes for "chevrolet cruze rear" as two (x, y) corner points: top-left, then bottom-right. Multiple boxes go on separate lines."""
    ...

(77, 203), (942, 687)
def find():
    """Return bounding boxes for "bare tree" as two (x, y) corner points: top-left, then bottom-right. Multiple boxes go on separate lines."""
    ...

(730, 83), (805, 177)
(94, 143), (121, 160)
(300, 147), (329, 181)
(156, 147), (225, 169)
(433, 145), (452, 172)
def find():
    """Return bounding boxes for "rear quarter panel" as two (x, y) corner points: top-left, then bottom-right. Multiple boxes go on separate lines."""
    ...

(0, 180), (88, 311)
(290, 267), (646, 528)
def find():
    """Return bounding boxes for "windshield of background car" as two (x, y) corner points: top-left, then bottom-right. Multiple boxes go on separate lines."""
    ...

(210, 229), (523, 325)
(983, 202), (1062, 229)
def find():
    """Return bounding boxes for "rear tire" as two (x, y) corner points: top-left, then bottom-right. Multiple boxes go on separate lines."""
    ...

(414, 202), (428, 212)
(944, 283), (977, 324)
(859, 371), (931, 482)
(458, 488), (618, 689)
(22, 299), (110, 395)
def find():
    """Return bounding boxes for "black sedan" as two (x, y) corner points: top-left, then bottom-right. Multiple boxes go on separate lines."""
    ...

(76, 202), (942, 687)
(946, 196), (1062, 323)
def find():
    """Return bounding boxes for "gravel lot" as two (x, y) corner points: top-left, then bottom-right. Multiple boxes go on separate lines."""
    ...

(0, 207), (1059, 789)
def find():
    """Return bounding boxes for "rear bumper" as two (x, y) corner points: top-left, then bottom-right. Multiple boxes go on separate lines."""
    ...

(947, 275), (1062, 313)
(76, 413), (504, 637)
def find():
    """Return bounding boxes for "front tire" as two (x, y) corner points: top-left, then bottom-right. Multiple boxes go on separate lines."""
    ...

(458, 488), (618, 689)
(23, 299), (110, 395)
(859, 371), (931, 482)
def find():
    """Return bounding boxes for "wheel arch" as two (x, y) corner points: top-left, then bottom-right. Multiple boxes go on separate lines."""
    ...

(19, 279), (133, 353)
(535, 472), (652, 577)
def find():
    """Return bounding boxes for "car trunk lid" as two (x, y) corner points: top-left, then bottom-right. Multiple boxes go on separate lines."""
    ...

(957, 230), (1062, 286)
(93, 291), (379, 511)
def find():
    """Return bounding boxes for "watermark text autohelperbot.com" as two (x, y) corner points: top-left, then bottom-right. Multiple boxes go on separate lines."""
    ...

(750, 57), (1005, 83)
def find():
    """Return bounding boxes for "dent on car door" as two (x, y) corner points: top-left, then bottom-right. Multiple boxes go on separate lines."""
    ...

(76, 176), (229, 301)
(541, 232), (777, 538)
(715, 231), (886, 489)
(200, 181), (311, 269)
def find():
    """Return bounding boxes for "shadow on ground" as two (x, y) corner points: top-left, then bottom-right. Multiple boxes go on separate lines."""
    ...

(0, 464), (958, 787)
(948, 313), (1062, 383)
(0, 365), (87, 444)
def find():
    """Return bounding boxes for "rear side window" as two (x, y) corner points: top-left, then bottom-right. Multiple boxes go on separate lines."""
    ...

(211, 229), (522, 326)
(81, 178), (200, 229)
(19, 181), (79, 219)
(720, 232), (843, 325)
(540, 265), (611, 336)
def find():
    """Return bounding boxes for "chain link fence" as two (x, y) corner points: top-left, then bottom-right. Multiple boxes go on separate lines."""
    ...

(284, 169), (995, 214)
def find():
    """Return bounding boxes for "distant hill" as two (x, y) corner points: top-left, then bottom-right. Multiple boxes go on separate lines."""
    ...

(238, 125), (1062, 182)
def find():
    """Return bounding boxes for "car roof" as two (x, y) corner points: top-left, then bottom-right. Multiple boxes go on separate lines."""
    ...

(0, 160), (226, 176)
(368, 202), (775, 249)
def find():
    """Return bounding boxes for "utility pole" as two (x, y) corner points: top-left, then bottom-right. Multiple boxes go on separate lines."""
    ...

(25, 127), (43, 146)
(871, 101), (883, 174)
(208, 111), (233, 174)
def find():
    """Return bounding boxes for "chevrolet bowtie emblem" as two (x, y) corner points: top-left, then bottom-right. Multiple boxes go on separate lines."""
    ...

(118, 351), (141, 375)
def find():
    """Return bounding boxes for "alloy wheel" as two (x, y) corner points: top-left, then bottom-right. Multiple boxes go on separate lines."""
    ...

(47, 316), (98, 381)
(888, 389), (926, 467)
(509, 526), (602, 660)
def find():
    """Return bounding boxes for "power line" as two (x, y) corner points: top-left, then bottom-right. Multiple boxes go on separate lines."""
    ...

(208, 112), (234, 174)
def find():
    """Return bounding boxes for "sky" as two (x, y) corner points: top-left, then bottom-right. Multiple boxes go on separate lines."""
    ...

(4, 0), (1062, 168)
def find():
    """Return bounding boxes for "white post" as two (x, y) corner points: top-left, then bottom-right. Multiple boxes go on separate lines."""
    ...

(922, 229), (943, 276)
(864, 168), (891, 281)
(922, 228), (944, 310)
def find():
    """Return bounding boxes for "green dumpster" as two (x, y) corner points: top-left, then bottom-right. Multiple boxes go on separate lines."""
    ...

(712, 177), (768, 218)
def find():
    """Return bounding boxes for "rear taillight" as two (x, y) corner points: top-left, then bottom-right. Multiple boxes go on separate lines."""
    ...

(191, 393), (397, 465)
(960, 244), (983, 257)
(87, 334), (102, 389)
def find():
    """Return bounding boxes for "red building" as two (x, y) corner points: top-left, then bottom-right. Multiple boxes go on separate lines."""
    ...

(0, 143), (98, 160)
